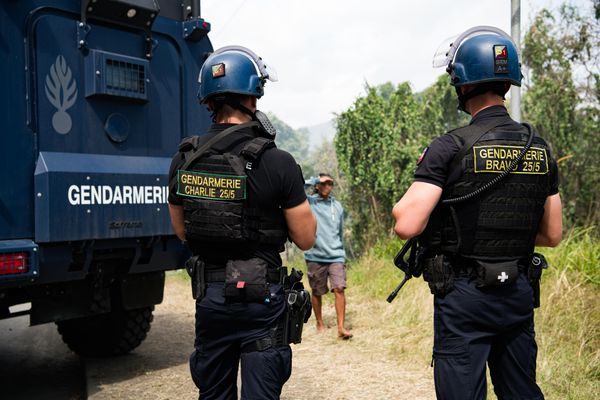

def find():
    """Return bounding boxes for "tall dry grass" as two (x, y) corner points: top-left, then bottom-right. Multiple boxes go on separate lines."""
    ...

(287, 227), (600, 399)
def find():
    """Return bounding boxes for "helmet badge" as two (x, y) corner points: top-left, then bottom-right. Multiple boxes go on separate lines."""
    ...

(493, 45), (509, 74)
(211, 63), (226, 78)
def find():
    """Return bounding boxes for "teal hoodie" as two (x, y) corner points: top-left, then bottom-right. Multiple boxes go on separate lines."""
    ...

(304, 194), (346, 263)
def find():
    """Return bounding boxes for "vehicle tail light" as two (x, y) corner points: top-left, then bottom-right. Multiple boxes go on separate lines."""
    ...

(0, 252), (29, 275)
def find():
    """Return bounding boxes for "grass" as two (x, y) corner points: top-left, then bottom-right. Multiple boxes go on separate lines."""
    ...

(534, 227), (600, 399)
(167, 268), (192, 283)
(286, 227), (600, 399)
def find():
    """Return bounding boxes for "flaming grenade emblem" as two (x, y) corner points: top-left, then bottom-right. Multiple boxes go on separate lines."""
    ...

(45, 55), (78, 134)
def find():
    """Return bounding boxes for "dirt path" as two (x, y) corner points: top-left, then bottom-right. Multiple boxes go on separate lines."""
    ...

(87, 275), (434, 399)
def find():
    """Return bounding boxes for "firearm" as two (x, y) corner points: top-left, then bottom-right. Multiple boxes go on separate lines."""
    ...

(278, 267), (312, 344)
(386, 237), (425, 303)
(528, 253), (548, 308)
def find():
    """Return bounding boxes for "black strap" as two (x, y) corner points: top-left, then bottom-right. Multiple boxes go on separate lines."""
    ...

(178, 135), (200, 152)
(241, 337), (273, 353)
(180, 121), (260, 171)
(241, 137), (273, 161)
(447, 116), (513, 174)
(204, 268), (281, 283)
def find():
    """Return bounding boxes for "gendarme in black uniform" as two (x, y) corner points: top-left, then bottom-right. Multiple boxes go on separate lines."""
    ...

(416, 105), (558, 400)
(168, 123), (306, 399)
(169, 123), (306, 266)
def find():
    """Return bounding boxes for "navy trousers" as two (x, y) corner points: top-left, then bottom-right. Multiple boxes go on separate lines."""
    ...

(190, 282), (292, 400)
(433, 273), (544, 400)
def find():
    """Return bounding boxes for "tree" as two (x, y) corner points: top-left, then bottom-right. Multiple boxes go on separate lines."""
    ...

(269, 112), (310, 164)
(417, 75), (469, 135)
(334, 2), (599, 254)
(522, 2), (599, 226)
(334, 73), (493, 254)
(335, 82), (427, 252)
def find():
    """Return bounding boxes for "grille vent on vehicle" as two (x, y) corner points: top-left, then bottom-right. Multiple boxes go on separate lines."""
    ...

(106, 59), (146, 96)
(85, 50), (150, 102)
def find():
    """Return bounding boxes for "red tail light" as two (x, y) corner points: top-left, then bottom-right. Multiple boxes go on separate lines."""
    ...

(0, 252), (29, 275)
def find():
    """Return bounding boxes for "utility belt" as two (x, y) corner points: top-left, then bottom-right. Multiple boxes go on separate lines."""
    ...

(450, 255), (529, 277)
(421, 253), (548, 307)
(203, 267), (281, 284)
(185, 255), (281, 302)
(185, 256), (312, 347)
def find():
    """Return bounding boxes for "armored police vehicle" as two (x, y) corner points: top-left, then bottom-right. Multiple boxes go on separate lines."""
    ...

(0, 0), (212, 356)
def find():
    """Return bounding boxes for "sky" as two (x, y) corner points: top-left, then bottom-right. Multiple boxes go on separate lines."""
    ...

(200, 0), (593, 129)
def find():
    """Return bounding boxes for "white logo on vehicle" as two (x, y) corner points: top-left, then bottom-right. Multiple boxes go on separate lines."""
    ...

(45, 55), (78, 134)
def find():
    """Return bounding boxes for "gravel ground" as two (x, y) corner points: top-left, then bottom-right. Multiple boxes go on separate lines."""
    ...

(86, 275), (435, 399)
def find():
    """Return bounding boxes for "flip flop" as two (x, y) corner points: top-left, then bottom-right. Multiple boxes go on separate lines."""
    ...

(338, 332), (353, 340)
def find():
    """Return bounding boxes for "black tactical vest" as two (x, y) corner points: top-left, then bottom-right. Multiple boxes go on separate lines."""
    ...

(174, 124), (288, 258)
(421, 123), (552, 260)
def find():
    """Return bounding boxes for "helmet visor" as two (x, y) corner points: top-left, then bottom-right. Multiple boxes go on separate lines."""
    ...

(432, 26), (515, 68)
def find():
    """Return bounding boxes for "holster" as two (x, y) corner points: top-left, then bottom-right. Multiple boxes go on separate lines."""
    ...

(185, 255), (205, 300)
(423, 254), (455, 297)
(528, 253), (547, 308)
(242, 267), (312, 353)
(282, 267), (312, 344)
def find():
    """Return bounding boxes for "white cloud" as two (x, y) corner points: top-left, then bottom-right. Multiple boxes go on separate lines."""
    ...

(201, 0), (592, 128)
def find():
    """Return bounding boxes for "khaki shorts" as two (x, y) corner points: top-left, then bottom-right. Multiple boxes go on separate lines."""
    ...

(305, 261), (347, 296)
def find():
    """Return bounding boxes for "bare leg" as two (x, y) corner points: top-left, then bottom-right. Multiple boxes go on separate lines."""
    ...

(333, 288), (352, 339)
(311, 294), (326, 332)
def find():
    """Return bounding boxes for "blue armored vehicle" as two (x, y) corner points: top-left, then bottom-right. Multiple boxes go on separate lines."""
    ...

(0, 0), (212, 356)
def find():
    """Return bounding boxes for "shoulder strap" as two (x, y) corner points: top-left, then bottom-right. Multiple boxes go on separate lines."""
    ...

(240, 137), (274, 161)
(180, 121), (260, 171)
(447, 116), (512, 173)
(178, 135), (200, 152)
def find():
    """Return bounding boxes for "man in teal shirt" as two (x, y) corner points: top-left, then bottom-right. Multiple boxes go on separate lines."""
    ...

(304, 174), (352, 339)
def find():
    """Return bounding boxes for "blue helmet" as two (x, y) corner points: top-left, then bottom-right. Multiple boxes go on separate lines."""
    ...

(198, 46), (277, 103)
(433, 26), (522, 87)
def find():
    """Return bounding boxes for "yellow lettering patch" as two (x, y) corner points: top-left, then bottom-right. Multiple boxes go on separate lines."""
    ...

(177, 170), (246, 200)
(473, 145), (549, 175)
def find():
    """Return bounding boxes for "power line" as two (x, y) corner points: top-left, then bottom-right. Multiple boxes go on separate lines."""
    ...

(211, 0), (248, 41)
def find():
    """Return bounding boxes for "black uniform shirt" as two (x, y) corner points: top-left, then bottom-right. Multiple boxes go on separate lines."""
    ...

(414, 105), (559, 195)
(168, 123), (307, 266)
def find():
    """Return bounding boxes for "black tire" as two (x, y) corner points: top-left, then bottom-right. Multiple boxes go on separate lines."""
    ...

(56, 306), (154, 357)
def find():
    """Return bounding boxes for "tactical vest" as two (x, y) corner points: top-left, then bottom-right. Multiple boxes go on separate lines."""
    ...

(421, 123), (552, 260)
(174, 123), (288, 257)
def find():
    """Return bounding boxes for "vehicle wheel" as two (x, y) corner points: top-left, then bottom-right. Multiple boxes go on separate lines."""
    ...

(56, 306), (154, 357)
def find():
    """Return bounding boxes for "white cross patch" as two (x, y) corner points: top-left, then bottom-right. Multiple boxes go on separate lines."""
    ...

(498, 271), (509, 283)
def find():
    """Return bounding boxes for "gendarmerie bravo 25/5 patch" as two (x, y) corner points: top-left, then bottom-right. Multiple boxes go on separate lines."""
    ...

(177, 170), (246, 200)
(473, 145), (549, 175)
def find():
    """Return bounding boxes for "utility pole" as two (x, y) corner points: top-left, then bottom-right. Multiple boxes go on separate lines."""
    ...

(511, 0), (521, 121)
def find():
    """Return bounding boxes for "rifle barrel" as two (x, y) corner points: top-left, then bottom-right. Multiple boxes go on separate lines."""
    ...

(386, 273), (411, 303)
